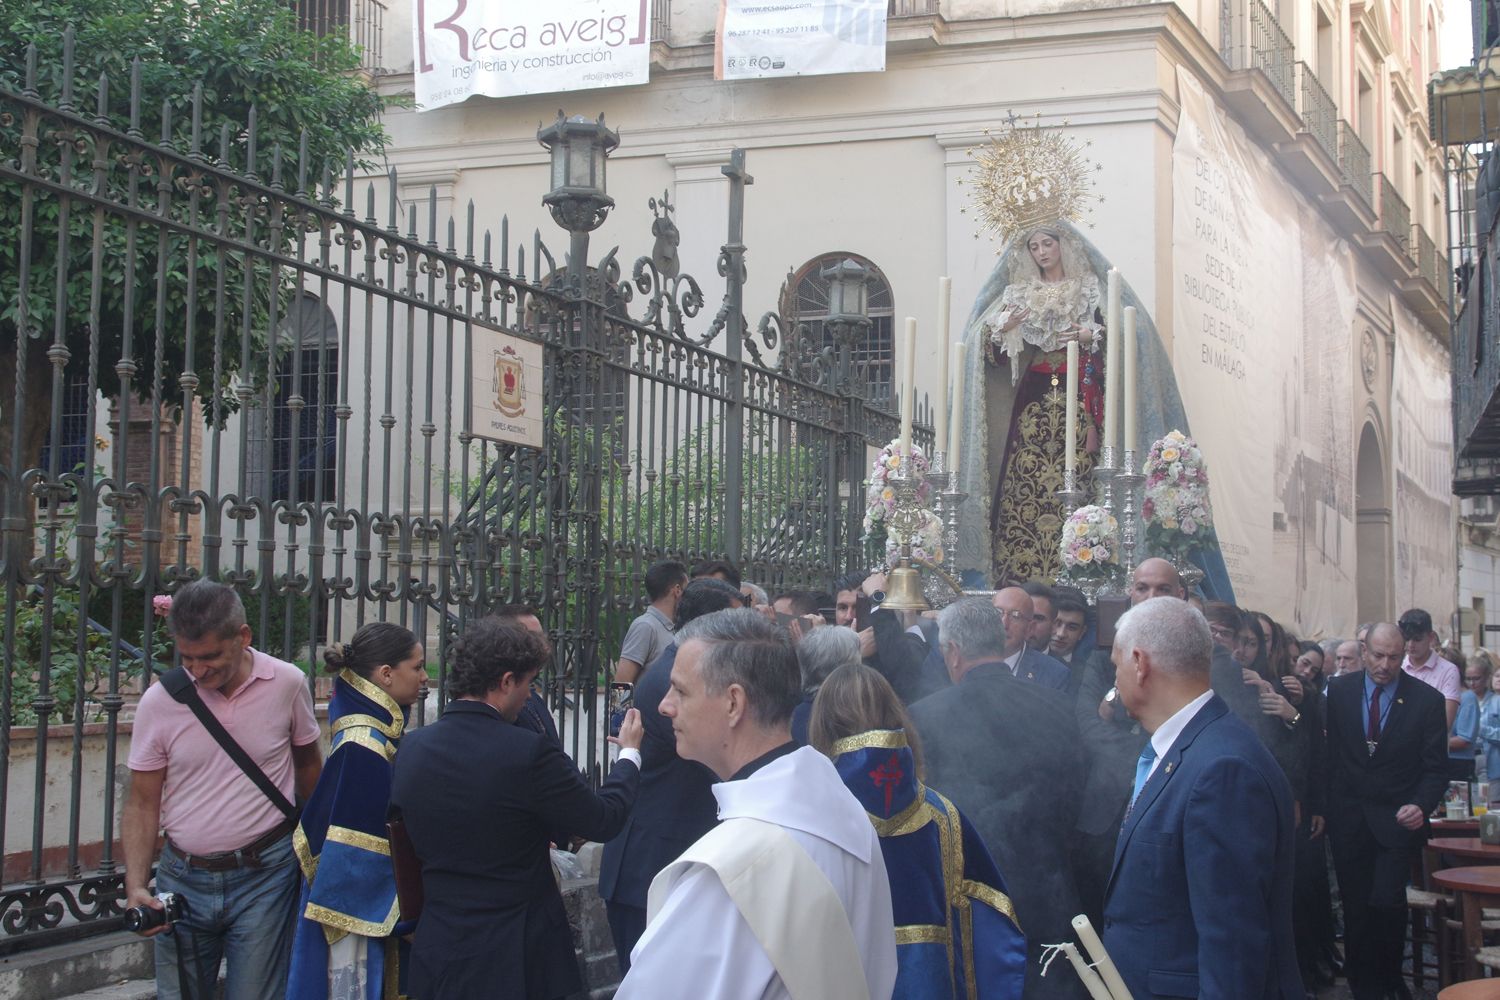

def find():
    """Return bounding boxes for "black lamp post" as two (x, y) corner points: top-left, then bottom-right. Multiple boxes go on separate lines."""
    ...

(821, 258), (874, 392)
(537, 112), (620, 291)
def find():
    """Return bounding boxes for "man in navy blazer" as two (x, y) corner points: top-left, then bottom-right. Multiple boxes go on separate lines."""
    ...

(1324, 622), (1447, 1000)
(993, 587), (1072, 691)
(1102, 597), (1302, 999)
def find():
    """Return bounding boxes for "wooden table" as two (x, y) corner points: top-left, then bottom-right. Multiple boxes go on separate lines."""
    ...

(1439, 980), (1500, 999)
(1434, 867), (1500, 980)
(1426, 840), (1500, 891)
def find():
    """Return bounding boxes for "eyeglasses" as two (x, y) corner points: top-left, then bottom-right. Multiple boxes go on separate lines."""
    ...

(999, 609), (1027, 623)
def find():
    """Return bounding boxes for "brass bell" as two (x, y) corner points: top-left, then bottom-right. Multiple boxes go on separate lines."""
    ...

(882, 548), (929, 612)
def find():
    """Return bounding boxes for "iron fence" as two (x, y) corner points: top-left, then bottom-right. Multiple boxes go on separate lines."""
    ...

(1376, 174), (1413, 257)
(0, 42), (926, 951)
(1294, 62), (1338, 166)
(1337, 120), (1373, 210)
(1223, 0), (1295, 112)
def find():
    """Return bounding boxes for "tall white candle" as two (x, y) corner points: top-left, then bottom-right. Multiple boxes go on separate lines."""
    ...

(1072, 915), (1133, 1000)
(949, 342), (966, 474)
(900, 317), (917, 460)
(1103, 269), (1121, 454)
(1065, 340), (1079, 478)
(1058, 943), (1114, 1000)
(1123, 306), (1138, 457)
(935, 277), (952, 458)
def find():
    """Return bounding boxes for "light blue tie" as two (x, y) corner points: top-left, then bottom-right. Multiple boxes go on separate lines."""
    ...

(1130, 743), (1158, 806)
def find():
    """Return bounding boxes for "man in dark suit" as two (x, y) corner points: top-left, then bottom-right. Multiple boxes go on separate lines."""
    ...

(1103, 596), (1303, 998)
(390, 620), (643, 1000)
(911, 597), (1086, 999)
(1325, 622), (1448, 1000)
(598, 577), (743, 970)
(993, 586), (1072, 691)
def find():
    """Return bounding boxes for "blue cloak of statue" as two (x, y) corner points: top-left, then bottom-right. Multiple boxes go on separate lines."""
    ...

(287, 671), (413, 1000)
(831, 729), (1027, 1000)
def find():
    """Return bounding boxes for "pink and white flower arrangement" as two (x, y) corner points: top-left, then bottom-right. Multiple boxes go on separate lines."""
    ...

(862, 439), (933, 538)
(1142, 429), (1213, 559)
(1059, 505), (1118, 578)
(884, 508), (945, 570)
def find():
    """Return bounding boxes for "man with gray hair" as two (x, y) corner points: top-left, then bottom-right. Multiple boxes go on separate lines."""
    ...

(618, 608), (897, 1000)
(909, 597), (1087, 999)
(123, 579), (323, 1000)
(1102, 596), (1302, 998)
(790, 625), (863, 745)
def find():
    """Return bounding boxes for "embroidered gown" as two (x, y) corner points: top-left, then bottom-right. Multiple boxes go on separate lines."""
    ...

(287, 670), (411, 1000)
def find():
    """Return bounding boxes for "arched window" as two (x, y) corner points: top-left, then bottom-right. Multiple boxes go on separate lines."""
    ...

(249, 292), (340, 503)
(784, 253), (894, 402)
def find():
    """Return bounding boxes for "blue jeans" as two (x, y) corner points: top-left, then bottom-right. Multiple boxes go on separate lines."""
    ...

(153, 833), (300, 1000)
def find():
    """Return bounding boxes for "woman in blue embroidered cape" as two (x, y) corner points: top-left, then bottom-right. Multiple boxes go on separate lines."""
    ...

(287, 623), (426, 1000)
(811, 663), (1027, 1000)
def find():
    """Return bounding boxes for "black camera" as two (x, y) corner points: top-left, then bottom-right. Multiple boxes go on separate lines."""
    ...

(123, 891), (185, 932)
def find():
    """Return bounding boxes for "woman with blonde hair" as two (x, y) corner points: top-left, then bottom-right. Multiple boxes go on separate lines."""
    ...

(811, 663), (1025, 999)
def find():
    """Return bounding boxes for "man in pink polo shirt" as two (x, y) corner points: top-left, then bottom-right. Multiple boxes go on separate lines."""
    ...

(123, 580), (322, 1000)
(1400, 607), (1461, 732)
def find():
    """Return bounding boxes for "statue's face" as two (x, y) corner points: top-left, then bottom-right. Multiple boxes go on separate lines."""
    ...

(1027, 232), (1062, 274)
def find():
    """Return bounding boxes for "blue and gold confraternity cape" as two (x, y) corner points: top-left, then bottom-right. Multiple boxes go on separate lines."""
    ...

(287, 670), (411, 1000)
(832, 729), (1027, 1000)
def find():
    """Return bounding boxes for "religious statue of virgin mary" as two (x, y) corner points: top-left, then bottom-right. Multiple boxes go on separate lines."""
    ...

(951, 117), (1236, 598)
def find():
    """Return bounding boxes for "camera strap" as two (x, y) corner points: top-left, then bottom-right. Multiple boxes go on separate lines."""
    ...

(159, 667), (297, 819)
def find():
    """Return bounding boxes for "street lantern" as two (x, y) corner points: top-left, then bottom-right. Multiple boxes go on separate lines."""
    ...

(821, 258), (873, 325)
(537, 111), (620, 237)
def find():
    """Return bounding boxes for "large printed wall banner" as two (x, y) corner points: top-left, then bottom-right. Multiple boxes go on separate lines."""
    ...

(715, 0), (886, 81)
(1172, 69), (1359, 635)
(413, 0), (651, 110)
(1392, 302), (1457, 618)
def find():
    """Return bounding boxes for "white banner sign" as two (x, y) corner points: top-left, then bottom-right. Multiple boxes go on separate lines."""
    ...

(1172, 69), (1359, 634)
(715, 0), (886, 81)
(470, 326), (545, 449)
(413, 0), (651, 111)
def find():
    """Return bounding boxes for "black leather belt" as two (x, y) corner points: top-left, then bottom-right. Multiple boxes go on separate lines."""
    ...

(169, 815), (298, 871)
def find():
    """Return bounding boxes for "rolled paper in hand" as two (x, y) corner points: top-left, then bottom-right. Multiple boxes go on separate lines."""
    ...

(1072, 914), (1133, 1000)
(1059, 943), (1114, 1000)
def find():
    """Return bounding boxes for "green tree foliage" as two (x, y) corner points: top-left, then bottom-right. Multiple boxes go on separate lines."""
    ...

(0, 0), (393, 470)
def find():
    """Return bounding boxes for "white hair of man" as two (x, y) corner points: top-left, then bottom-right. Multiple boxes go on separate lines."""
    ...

(1114, 596), (1213, 677)
(740, 581), (769, 607)
(937, 597), (1008, 662)
(796, 625), (862, 694)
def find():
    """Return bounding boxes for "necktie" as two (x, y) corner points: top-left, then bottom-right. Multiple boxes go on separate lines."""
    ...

(1130, 743), (1158, 806)
(1367, 687), (1383, 742)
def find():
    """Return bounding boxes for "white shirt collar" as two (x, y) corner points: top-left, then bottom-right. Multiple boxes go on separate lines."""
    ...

(1003, 648), (1024, 673)
(1145, 689), (1215, 782)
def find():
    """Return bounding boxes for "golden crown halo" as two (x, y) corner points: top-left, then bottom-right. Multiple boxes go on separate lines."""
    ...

(960, 112), (1102, 248)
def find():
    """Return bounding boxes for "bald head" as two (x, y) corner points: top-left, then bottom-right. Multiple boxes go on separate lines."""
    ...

(992, 587), (1033, 656)
(1130, 558), (1185, 605)
(1364, 623), (1404, 685)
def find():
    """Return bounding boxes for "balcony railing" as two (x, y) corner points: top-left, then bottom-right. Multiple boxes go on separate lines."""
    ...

(1224, 0), (1296, 112)
(1337, 121), (1373, 209)
(1375, 174), (1412, 256)
(889, 0), (939, 13)
(1294, 62), (1338, 166)
(652, 0), (669, 42)
(295, 0), (386, 73)
(1413, 226), (1439, 288)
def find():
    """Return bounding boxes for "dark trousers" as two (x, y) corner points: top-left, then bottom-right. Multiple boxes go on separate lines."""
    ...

(605, 900), (647, 974)
(1332, 822), (1412, 998)
(1293, 817), (1337, 981)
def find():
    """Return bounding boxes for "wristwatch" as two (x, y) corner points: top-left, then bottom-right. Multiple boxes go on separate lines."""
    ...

(868, 590), (886, 607)
(1285, 711), (1302, 730)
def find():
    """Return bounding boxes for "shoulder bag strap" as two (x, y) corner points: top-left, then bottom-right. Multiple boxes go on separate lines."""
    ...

(158, 666), (297, 818)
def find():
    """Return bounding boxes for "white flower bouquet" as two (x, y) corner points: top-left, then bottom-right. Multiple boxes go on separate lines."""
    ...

(1142, 429), (1213, 560)
(862, 439), (933, 538)
(1059, 505), (1118, 579)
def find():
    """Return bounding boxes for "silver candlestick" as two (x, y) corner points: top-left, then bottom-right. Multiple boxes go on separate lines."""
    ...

(940, 485), (968, 569)
(1115, 449), (1145, 573)
(1056, 466), (1085, 515)
(1093, 445), (1119, 515)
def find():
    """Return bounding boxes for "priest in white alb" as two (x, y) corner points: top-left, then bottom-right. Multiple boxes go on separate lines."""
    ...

(615, 608), (898, 1000)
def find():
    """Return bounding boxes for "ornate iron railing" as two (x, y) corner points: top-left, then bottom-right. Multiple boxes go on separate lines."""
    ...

(1223, 0), (1295, 111)
(889, 0), (940, 13)
(0, 40), (928, 952)
(652, 0), (670, 42)
(1295, 62), (1338, 166)
(1337, 120), (1373, 210)
(1375, 174), (1413, 256)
